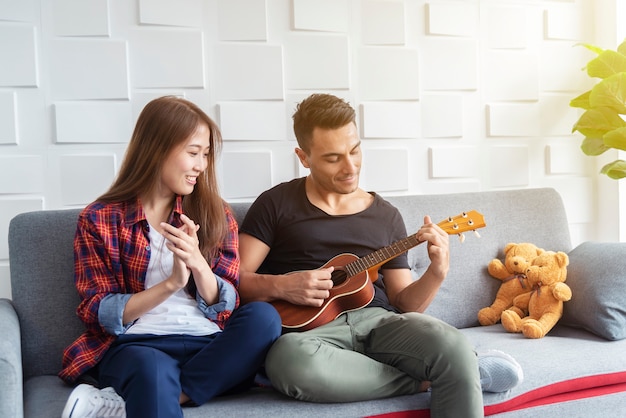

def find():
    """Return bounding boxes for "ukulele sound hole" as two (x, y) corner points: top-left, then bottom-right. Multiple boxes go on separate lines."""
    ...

(331, 269), (347, 286)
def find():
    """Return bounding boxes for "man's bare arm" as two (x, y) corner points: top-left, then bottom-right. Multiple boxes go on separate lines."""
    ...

(238, 233), (334, 306)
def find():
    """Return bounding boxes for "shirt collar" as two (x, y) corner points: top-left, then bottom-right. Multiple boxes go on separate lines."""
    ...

(124, 195), (185, 227)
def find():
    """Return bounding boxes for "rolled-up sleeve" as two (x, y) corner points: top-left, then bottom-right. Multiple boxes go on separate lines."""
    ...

(196, 274), (238, 320)
(98, 293), (134, 335)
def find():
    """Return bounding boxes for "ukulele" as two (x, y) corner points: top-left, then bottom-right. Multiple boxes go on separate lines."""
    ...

(271, 210), (486, 332)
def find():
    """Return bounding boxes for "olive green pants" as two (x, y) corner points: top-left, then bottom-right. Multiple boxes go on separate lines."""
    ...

(266, 307), (483, 418)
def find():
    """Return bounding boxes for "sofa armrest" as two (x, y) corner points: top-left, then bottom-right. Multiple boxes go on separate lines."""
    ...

(0, 298), (24, 418)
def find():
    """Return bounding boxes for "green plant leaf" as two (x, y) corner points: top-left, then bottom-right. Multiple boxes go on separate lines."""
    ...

(570, 90), (591, 109)
(587, 49), (626, 79)
(600, 160), (626, 179)
(581, 136), (610, 155)
(572, 107), (626, 137)
(604, 126), (626, 151)
(589, 72), (626, 113)
(618, 39), (626, 56)
(578, 43), (604, 55)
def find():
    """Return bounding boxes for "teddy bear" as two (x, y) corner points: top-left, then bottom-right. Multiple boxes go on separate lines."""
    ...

(477, 242), (544, 326)
(500, 250), (572, 339)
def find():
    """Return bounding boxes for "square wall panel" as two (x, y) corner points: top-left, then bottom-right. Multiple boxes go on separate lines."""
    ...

(427, 2), (478, 37)
(0, 197), (44, 259)
(0, 0), (37, 21)
(218, 0), (267, 40)
(420, 39), (477, 91)
(487, 103), (541, 137)
(361, 0), (405, 45)
(59, 154), (116, 206)
(360, 102), (419, 139)
(52, 0), (109, 36)
(221, 151), (272, 199)
(49, 39), (128, 100)
(429, 147), (479, 179)
(488, 146), (529, 187)
(218, 102), (287, 141)
(130, 29), (204, 89)
(54, 101), (132, 144)
(214, 44), (284, 100)
(362, 148), (408, 192)
(285, 34), (350, 90)
(545, 177), (593, 224)
(421, 95), (463, 138)
(359, 48), (419, 100)
(484, 51), (538, 101)
(547, 143), (587, 174)
(541, 95), (580, 137)
(544, 4), (583, 40)
(0, 23), (38, 87)
(541, 43), (590, 92)
(486, 6), (528, 49)
(0, 91), (17, 144)
(139, 0), (203, 28)
(293, 0), (349, 33)
(0, 156), (44, 193)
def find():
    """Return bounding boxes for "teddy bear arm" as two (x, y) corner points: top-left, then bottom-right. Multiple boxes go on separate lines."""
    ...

(487, 259), (510, 279)
(552, 282), (572, 301)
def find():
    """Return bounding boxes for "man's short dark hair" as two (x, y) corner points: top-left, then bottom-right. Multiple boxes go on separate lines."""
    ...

(292, 94), (356, 153)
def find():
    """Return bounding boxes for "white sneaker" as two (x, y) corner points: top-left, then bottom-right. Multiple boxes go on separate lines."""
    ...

(478, 349), (524, 393)
(61, 384), (126, 418)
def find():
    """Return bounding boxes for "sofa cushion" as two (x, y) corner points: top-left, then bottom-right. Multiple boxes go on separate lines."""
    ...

(562, 242), (626, 341)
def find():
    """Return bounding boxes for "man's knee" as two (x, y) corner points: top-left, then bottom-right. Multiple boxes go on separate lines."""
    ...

(265, 333), (326, 397)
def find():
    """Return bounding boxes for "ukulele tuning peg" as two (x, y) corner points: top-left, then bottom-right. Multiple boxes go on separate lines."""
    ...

(458, 233), (465, 243)
(473, 230), (481, 238)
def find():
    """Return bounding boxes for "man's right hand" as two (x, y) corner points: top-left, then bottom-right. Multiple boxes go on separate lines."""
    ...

(277, 266), (335, 307)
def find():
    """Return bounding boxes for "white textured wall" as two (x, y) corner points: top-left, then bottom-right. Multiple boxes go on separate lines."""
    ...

(0, 0), (610, 299)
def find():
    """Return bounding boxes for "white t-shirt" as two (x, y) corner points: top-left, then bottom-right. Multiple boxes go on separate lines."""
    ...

(125, 226), (221, 336)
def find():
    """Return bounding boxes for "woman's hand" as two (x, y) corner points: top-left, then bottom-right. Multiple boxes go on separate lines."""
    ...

(161, 214), (209, 288)
(161, 214), (218, 302)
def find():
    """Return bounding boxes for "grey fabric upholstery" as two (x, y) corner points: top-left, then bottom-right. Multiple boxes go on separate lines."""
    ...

(8, 209), (82, 380)
(561, 241), (626, 340)
(0, 299), (23, 418)
(384, 188), (572, 328)
(3, 187), (626, 418)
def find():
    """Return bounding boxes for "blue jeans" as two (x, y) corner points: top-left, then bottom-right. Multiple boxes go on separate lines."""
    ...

(265, 307), (483, 418)
(98, 301), (281, 418)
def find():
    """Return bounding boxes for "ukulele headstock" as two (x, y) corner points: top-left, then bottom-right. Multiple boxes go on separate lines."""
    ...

(437, 210), (486, 243)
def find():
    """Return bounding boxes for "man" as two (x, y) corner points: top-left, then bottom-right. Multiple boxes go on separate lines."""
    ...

(238, 93), (522, 417)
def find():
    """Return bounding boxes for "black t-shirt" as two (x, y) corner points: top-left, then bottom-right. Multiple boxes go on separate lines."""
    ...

(240, 177), (410, 311)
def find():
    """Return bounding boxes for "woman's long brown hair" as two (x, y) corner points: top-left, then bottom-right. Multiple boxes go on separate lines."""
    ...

(98, 96), (227, 261)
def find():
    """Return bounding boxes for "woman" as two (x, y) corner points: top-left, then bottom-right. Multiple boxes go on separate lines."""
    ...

(60, 96), (282, 418)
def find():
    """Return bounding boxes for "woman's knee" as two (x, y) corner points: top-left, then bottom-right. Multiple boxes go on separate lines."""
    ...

(231, 301), (282, 340)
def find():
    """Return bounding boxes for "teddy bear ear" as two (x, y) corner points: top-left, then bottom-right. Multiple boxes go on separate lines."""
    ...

(504, 243), (517, 254)
(556, 251), (569, 267)
(536, 247), (545, 255)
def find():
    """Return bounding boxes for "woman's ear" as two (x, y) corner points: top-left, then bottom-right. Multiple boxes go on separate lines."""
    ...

(295, 147), (310, 169)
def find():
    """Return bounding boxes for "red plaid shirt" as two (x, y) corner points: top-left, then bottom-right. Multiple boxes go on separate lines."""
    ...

(59, 196), (240, 383)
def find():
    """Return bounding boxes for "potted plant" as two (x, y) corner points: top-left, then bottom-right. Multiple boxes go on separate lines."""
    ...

(570, 40), (626, 179)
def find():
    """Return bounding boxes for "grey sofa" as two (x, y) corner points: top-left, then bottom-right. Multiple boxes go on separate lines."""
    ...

(4, 188), (626, 417)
